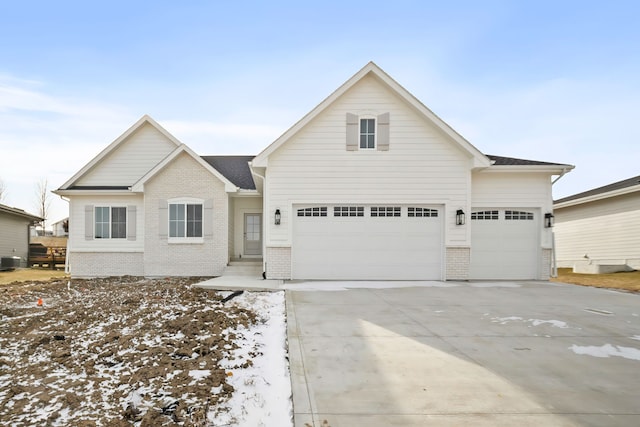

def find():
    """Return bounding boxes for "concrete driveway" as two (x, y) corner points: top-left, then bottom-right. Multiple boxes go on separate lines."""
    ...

(285, 281), (640, 427)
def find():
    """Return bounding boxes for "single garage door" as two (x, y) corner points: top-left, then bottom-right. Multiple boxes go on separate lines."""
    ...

(469, 209), (539, 279)
(292, 205), (443, 280)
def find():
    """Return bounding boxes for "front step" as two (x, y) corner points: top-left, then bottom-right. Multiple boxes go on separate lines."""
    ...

(224, 260), (263, 277)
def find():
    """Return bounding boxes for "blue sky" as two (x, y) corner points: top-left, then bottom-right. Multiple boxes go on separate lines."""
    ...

(1, 1), (639, 225)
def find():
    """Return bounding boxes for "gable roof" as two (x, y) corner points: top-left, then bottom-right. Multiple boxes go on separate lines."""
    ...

(555, 174), (640, 207)
(201, 156), (256, 190)
(131, 145), (238, 193)
(58, 115), (181, 190)
(251, 62), (491, 169)
(0, 204), (43, 222)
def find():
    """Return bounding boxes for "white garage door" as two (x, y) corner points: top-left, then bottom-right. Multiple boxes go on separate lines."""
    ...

(292, 205), (443, 280)
(469, 209), (539, 280)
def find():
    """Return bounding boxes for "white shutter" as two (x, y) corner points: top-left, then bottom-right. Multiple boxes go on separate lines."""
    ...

(127, 205), (137, 241)
(377, 112), (390, 151)
(158, 200), (168, 239)
(84, 205), (94, 240)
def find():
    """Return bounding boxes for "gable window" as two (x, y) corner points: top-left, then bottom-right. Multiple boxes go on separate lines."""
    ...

(95, 207), (126, 239)
(169, 203), (203, 238)
(360, 118), (375, 149)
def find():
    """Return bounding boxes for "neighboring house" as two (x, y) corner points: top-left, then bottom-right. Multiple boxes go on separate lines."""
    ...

(54, 62), (573, 280)
(52, 217), (70, 237)
(554, 174), (640, 272)
(0, 204), (43, 268)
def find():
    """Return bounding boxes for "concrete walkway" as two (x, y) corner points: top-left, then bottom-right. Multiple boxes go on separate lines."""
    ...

(286, 281), (640, 427)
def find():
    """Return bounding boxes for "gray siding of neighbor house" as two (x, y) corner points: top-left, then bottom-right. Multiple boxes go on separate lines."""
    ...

(0, 212), (31, 267)
(554, 192), (640, 269)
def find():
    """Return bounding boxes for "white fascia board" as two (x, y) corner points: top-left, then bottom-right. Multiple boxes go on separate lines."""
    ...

(481, 165), (574, 174)
(554, 185), (640, 209)
(58, 115), (181, 190)
(53, 189), (135, 197)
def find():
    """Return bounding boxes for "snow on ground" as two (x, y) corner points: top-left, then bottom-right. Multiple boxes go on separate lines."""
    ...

(489, 316), (572, 329)
(569, 344), (640, 361)
(0, 277), (293, 426)
(210, 291), (292, 427)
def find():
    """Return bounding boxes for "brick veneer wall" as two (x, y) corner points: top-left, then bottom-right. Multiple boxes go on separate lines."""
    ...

(266, 246), (291, 279)
(143, 152), (228, 277)
(446, 247), (470, 280)
(70, 252), (144, 277)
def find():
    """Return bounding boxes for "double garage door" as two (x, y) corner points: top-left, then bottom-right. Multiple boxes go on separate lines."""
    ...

(292, 205), (443, 280)
(469, 209), (540, 280)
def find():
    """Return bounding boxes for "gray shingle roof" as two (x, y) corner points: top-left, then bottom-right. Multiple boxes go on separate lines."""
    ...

(487, 155), (570, 167)
(555, 174), (640, 204)
(201, 155), (256, 190)
(0, 203), (43, 221)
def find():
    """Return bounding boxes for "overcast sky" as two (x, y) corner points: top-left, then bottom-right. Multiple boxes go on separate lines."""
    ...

(1, 1), (638, 225)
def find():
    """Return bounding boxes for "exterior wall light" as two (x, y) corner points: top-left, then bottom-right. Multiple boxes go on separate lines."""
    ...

(275, 209), (281, 225)
(544, 212), (554, 228)
(456, 209), (465, 226)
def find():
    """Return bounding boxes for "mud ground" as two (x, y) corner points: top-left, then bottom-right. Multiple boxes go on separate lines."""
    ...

(0, 276), (259, 426)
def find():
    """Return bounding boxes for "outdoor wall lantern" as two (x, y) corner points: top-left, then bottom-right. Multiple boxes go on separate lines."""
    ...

(456, 209), (465, 226)
(544, 212), (554, 228)
(275, 209), (281, 225)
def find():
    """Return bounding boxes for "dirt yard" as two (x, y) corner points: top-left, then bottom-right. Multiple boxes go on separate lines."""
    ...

(552, 268), (640, 292)
(0, 276), (262, 426)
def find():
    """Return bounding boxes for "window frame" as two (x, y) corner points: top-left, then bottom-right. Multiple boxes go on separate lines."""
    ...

(94, 206), (127, 239)
(168, 198), (204, 244)
(359, 117), (376, 150)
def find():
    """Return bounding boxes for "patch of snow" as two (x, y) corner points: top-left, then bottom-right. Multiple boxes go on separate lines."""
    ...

(188, 369), (211, 380)
(631, 335), (640, 341)
(211, 291), (293, 427)
(491, 316), (570, 328)
(569, 344), (640, 361)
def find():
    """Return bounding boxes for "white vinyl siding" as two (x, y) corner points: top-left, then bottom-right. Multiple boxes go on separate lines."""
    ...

(0, 213), (33, 267)
(265, 74), (470, 247)
(554, 192), (640, 268)
(75, 122), (177, 187)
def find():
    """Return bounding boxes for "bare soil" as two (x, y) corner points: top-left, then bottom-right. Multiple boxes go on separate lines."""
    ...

(552, 268), (640, 292)
(0, 276), (259, 426)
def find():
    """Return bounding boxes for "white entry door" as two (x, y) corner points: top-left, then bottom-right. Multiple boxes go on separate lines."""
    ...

(292, 205), (443, 280)
(244, 213), (262, 256)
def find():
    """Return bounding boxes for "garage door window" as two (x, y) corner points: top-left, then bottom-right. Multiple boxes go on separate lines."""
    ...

(371, 207), (401, 217)
(471, 210), (499, 220)
(505, 210), (534, 220)
(334, 206), (364, 217)
(297, 207), (327, 217)
(408, 207), (438, 217)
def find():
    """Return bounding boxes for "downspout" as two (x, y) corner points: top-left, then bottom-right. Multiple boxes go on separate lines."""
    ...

(250, 166), (267, 278)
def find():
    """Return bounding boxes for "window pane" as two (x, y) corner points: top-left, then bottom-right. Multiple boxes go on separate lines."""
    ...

(95, 207), (109, 239)
(186, 204), (203, 237)
(360, 135), (367, 148)
(111, 207), (126, 238)
(169, 204), (185, 237)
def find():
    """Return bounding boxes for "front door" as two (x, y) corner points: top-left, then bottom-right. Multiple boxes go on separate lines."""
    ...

(244, 213), (262, 256)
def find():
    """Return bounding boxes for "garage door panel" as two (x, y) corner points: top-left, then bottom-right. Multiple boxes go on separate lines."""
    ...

(470, 209), (539, 280)
(293, 205), (442, 280)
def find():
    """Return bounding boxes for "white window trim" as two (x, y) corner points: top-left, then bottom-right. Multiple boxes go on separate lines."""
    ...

(168, 197), (204, 244)
(359, 116), (376, 150)
(94, 206), (127, 239)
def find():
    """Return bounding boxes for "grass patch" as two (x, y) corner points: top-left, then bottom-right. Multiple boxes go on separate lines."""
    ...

(0, 268), (69, 285)
(552, 268), (640, 292)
